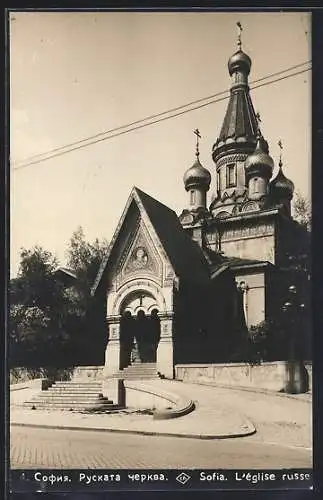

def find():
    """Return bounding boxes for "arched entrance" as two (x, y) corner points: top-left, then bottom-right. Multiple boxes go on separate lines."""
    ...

(105, 282), (174, 378)
(120, 308), (160, 368)
(119, 291), (161, 368)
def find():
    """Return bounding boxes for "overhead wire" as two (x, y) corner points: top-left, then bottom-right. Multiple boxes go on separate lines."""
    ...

(12, 62), (311, 171)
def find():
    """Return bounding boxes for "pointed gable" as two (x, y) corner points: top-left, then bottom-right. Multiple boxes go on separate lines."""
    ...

(91, 187), (210, 295)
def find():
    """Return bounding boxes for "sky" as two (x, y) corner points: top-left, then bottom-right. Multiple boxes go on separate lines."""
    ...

(10, 11), (311, 277)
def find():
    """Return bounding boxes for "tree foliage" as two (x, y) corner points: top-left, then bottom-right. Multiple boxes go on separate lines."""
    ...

(292, 191), (312, 231)
(9, 230), (109, 368)
(9, 246), (69, 366)
(66, 226), (108, 299)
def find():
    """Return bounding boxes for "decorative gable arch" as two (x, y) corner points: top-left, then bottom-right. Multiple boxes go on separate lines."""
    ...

(111, 278), (167, 316)
(114, 219), (164, 290)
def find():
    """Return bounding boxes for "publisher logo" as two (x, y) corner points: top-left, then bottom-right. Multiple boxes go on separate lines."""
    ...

(176, 472), (191, 485)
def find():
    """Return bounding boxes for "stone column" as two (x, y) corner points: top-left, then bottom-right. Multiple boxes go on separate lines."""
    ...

(104, 315), (121, 377)
(237, 280), (249, 327)
(157, 312), (174, 379)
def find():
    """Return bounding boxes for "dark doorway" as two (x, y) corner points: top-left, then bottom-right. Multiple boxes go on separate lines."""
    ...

(120, 309), (161, 366)
(134, 310), (161, 363)
(120, 311), (135, 369)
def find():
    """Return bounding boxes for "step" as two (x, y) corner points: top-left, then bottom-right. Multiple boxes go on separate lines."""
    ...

(113, 372), (159, 376)
(128, 362), (157, 367)
(27, 396), (110, 403)
(121, 373), (158, 376)
(53, 382), (103, 386)
(23, 400), (118, 407)
(119, 369), (158, 373)
(24, 397), (112, 404)
(53, 382), (103, 387)
(122, 367), (157, 370)
(24, 400), (113, 406)
(42, 387), (102, 394)
(23, 403), (119, 411)
(123, 365), (157, 370)
(122, 366), (157, 370)
(113, 375), (160, 380)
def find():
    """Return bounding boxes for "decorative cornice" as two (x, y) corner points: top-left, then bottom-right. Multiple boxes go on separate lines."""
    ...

(210, 207), (280, 226)
(107, 315), (122, 325)
(216, 152), (248, 169)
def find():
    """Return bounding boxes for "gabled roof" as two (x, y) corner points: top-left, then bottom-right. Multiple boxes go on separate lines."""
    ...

(55, 267), (77, 280)
(225, 257), (272, 270)
(54, 267), (78, 286)
(210, 256), (271, 280)
(91, 187), (210, 295)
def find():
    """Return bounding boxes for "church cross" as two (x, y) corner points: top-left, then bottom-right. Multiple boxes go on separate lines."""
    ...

(278, 139), (283, 166)
(193, 128), (201, 158)
(236, 21), (243, 50)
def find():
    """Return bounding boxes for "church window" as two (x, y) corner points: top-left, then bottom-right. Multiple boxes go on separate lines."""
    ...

(190, 190), (196, 205)
(226, 164), (236, 188)
(253, 178), (259, 193)
(217, 172), (221, 191)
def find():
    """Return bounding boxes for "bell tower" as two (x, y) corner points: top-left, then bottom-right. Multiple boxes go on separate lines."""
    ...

(210, 22), (261, 217)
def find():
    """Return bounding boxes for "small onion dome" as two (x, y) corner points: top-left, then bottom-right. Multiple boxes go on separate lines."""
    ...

(183, 158), (211, 192)
(245, 136), (274, 179)
(228, 49), (252, 76)
(270, 164), (294, 200)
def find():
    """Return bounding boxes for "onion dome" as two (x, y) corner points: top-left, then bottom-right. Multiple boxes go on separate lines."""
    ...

(270, 161), (294, 200)
(213, 48), (258, 163)
(183, 158), (211, 192)
(245, 135), (274, 180)
(228, 49), (252, 76)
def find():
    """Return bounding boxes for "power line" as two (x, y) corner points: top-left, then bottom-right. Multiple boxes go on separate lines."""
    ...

(13, 60), (310, 167)
(13, 64), (311, 171)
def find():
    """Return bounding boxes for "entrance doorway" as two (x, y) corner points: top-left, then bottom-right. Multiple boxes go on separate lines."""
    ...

(120, 309), (161, 368)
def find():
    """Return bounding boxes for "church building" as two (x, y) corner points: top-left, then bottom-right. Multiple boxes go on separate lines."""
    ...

(90, 33), (306, 379)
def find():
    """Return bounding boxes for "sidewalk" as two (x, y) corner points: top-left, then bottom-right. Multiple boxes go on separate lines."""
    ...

(10, 380), (255, 440)
(10, 379), (312, 445)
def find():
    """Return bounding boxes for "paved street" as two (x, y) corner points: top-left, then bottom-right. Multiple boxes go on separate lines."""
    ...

(10, 381), (312, 470)
(10, 426), (311, 469)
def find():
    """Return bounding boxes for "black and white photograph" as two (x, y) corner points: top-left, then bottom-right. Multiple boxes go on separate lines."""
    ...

(8, 9), (312, 491)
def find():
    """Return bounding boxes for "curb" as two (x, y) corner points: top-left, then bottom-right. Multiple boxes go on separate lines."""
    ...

(123, 380), (196, 420)
(178, 380), (312, 402)
(10, 421), (256, 440)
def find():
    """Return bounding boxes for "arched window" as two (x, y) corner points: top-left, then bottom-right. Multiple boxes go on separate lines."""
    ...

(190, 190), (196, 205)
(226, 164), (236, 188)
(253, 177), (259, 193)
(217, 172), (221, 192)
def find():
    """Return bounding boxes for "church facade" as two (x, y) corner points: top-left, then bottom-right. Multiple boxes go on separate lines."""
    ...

(91, 39), (307, 379)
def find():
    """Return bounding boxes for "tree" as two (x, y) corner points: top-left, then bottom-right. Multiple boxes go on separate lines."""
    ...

(66, 226), (108, 290)
(64, 227), (110, 364)
(11, 246), (61, 310)
(9, 246), (70, 366)
(9, 230), (110, 368)
(292, 191), (312, 231)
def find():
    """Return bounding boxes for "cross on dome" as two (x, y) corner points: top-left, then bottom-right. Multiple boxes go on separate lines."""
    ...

(236, 21), (243, 50)
(193, 128), (201, 158)
(278, 139), (283, 166)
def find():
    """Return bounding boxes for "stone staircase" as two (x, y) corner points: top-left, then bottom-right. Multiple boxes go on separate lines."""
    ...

(112, 362), (161, 380)
(23, 381), (119, 411)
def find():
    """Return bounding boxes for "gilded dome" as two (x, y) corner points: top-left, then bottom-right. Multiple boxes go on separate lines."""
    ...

(183, 158), (211, 191)
(270, 164), (294, 200)
(245, 136), (274, 179)
(228, 49), (252, 76)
